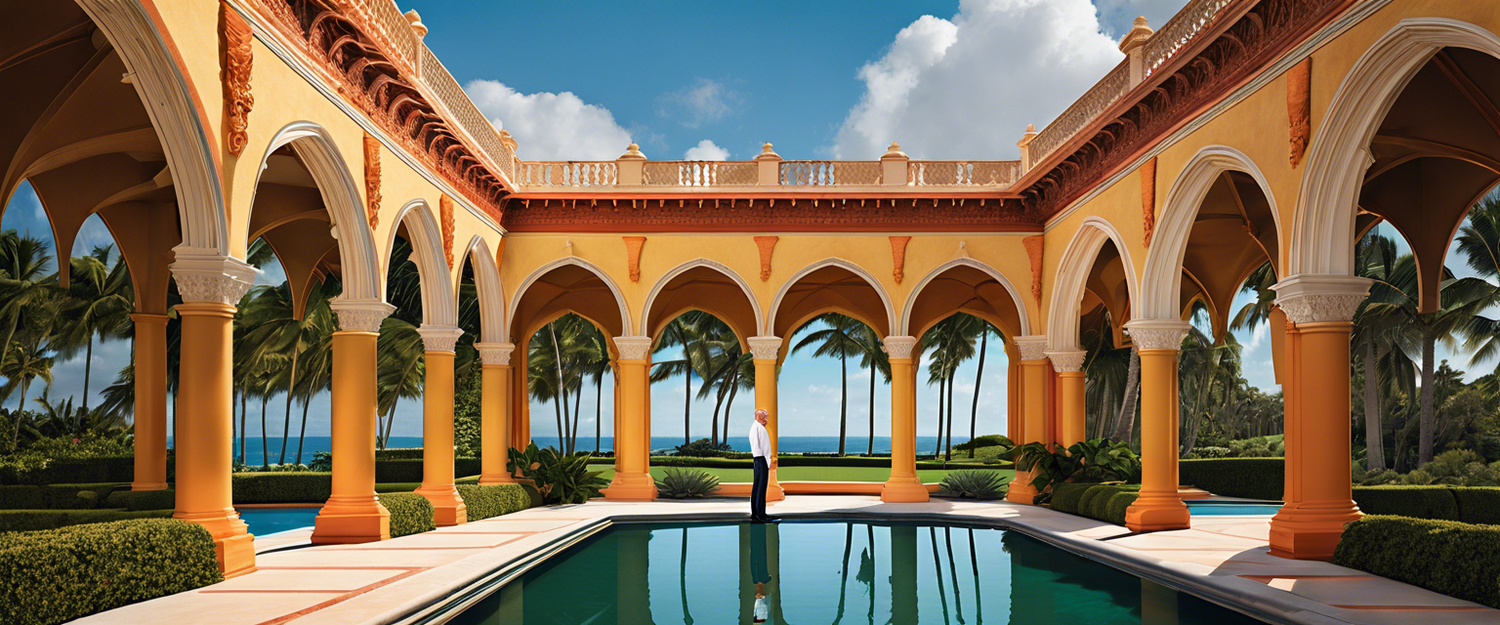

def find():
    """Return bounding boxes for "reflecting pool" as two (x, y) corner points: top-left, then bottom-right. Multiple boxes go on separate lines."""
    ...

(237, 506), (318, 536)
(449, 521), (1268, 624)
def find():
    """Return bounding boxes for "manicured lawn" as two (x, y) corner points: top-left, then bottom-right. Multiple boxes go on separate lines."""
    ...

(589, 465), (1013, 484)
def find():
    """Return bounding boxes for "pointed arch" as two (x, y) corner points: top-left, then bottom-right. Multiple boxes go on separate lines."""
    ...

(641, 258), (763, 349)
(1048, 217), (1140, 350)
(506, 256), (632, 341)
(462, 235), (505, 343)
(767, 257), (896, 339)
(901, 257), (1030, 340)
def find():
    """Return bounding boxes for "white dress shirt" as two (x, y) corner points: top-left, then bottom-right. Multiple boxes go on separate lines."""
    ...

(749, 420), (771, 458)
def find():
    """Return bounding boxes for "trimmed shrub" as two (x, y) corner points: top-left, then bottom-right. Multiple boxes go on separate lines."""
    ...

(0, 519), (222, 625)
(0, 509), (173, 533)
(1351, 486), (1460, 520)
(1178, 458), (1283, 500)
(0, 483), (125, 510)
(938, 470), (1009, 500)
(378, 492), (435, 537)
(371, 457), (482, 483)
(1050, 482), (1093, 514)
(455, 484), (530, 521)
(105, 489), (176, 512)
(1453, 487), (1500, 525)
(232, 472), (331, 504)
(1075, 484), (1112, 515)
(655, 468), (721, 499)
(1102, 490), (1139, 525)
(955, 434), (1012, 452)
(1052, 483), (1139, 526)
(1334, 515), (1500, 609)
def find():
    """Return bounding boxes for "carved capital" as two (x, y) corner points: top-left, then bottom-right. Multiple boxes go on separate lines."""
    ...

(1124, 319), (1190, 350)
(220, 1), (253, 156)
(1273, 273), (1371, 324)
(417, 325), (464, 353)
(330, 299), (395, 333)
(1046, 350), (1087, 372)
(613, 336), (653, 361)
(1013, 335), (1049, 361)
(169, 251), (255, 306)
(882, 336), (918, 360)
(475, 342), (515, 366)
(748, 336), (783, 361)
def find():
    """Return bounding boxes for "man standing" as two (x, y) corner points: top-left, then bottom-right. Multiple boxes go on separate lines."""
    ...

(749, 408), (778, 522)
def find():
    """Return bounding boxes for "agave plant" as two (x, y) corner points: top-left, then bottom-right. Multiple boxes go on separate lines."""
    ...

(506, 442), (609, 505)
(655, 467), (720, 499)
(938, 469), (1009, 500)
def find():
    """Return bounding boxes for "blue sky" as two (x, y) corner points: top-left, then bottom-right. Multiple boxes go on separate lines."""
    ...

(16, 1), (1487, 450)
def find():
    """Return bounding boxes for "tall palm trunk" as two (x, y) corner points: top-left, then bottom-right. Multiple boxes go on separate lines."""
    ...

(279, 354), (298, 464)
(594, 374), (603, 454)
(549, 324), (570, 453)
(1111, 347), (1141, 442)
(710, 375), (729, 447)
(838, 349), (848, 456)
(570, 382), (583, 455)
(723, 368), (741, 444)
(259, 393), (270, 467)
(969, 330), (988, 453)
(14, 378), (30, 448)
(935, 375), (946, 456)
(82, 335), (93, 410)
(239, 391), (248, 464)
(296, 398), (311, 464)
(945, 368), (955, 462)
(683, 367), (692, 446)
(868, 361), (876, 456)
(381, 395), (400, 449)
(1364, 337), (1385, 470)
(1419, 335), (1436, 466)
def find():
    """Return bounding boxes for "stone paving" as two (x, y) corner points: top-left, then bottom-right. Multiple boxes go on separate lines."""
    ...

(79, 496), (1499, 625)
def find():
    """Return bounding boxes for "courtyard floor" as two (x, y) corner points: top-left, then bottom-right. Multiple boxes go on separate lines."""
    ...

(81, 496), (1497, 625)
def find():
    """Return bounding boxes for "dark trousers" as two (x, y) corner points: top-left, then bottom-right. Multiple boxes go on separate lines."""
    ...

(751, 456), (769, 520)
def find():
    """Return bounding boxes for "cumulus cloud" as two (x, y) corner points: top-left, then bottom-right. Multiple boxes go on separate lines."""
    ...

(658, 79), (735, 128)
(834, 0), (1186, 160)
(1094, 0), (1191, 36)
(683, 139), (730, 161)
(465, 80), (632, 161)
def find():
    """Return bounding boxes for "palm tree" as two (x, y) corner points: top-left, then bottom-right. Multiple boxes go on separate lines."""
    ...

(968, 323), (998, 451)
(1352, 233), (1400, 470)
(376, 316), (425, 448)
(793, 313), (866, 456)
(851, 324), (890, 455)
(1, 340), (53, 449)
(0, 230), (57, 408)
(922, 315), (978, 460)
(1177, 307), (1243, 454)
(52, 246), (133, 410)
(652, 313), (711, 447)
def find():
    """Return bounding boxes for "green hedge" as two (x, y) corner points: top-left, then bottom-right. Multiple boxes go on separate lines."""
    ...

(0, 483), (126, 510)
(0, 509), (173, 533)
(455, 484), (530, 521)
(376, 448), (426, 460)
(232, 472), (331, 504)
(0, 456), (136, 485)
(0, 519), (222, 625)
(374, 458), (482, 483)
(1352, 486), (1461, 520)
(105, 489), (176, 512)
(378, 492), (435, 537)
(1334, 515), (1500, 608)
(1052, 483), (1140, 526)
(1178, 458), (1283, 500)
(1452, 487), (1500, 525)
(591, 455), (1009, 470)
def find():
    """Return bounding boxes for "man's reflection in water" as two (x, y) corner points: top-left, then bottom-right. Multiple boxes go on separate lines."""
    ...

(750, 523), (771, 623)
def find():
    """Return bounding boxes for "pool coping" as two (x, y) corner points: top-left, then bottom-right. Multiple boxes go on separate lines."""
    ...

(377, 503), (1359, 625)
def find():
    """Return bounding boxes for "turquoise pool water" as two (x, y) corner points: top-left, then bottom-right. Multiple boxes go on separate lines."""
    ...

(237, 507), (319, 536)
(1186, 503), (1281, 516)
(449, 521), (1268, 624)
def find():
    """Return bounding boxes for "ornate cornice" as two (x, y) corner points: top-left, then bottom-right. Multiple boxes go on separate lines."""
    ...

(330, 299), (395, 333)
(363, 133), (381, 229)
(1046, 350), (1087, 372)
(417, 325), (464, 353)
(1013, 335), (1049, 361)
(474, 342), (515, 366)
(882, 336), (918, 360)
(170, 253), (256, 305)
(613, 336), (653, 361)
(748, 336), (783, 361)
(1273, 273), (1370, 324)
(1124, 319), (1191, 350)
(499, 197), (1037, 233)
(220, 1), (253, 157)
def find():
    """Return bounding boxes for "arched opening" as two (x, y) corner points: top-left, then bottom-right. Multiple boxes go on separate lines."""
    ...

(1076, 237), (1137, 444)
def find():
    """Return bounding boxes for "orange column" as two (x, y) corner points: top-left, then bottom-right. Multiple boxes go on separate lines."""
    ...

(1269, 276), (1368, 560)
(881, 336), (928, 503)
(1005, 342), (1020, 443)
(130, 313), (169, 491)
(169, 258), (255, 576)
(1123, 319), (1191, 532)
(416, 326), (466, 526)
(1048, 350), (1087, 448)
(314, 301), (393, 545)
(1007, 336), (1051, 504)
(749, 337), (785, 501)
(476, 343), (515, 485)
(605, 337), (655, 500)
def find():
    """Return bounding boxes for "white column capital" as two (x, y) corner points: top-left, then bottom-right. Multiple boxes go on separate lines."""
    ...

(748, 336), (782, 360)
(330, 298), (395, 333)
(474, 342), (515, 366)
(417, 325), (464, 353)
(1045, 350), (1087, 372)
(882, 335), (918, 359)
(1013, 335), (1049, 361)
(1273, 273), (1372, 324)
(613, 336), (653, 361)
(169, 252), (256, 306)
(1124, 319), (1191, 350)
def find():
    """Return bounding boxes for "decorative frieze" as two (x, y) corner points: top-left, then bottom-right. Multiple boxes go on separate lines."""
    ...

(220, 1), (253, 157)
(417, 325), (464, 353)
(330, 299), (395, 333)
(474, 342), (515, 366)
(613, 336), (653, 361)
(1124, 319), (1191, 350)
(1013, 335), (1049, 362)
(748, 336), (783, 361)
(882, 336), (918, 360)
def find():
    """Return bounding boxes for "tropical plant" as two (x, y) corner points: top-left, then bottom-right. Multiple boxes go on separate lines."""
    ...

(506, 441), (608, 504)
(851, 323), (891, 455)
(793, 313), (868, 456)
(653, 312), (708, 447)
(672, 437), (732, 457)
(51, 246), (133, 410)
(937, 469), (1008, 500)
(1002, 437), (1141, 503)
(921, 314), (980, 460)
(655, 467), (721, 498)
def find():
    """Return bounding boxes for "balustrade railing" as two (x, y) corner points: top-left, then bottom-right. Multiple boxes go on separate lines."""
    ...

(419, 47), (516, 180)
(1143, 0), (1235, 77)
(779, 161), (882, 186)
(643, 161), (758, 186)
(909, 160), (1020, 186)
(1029, 61), (1131, 164)
(518, 162), (618, 187)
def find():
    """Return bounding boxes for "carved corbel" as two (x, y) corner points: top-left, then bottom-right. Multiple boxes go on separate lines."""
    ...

(220, 1), (253, 156)
(1287, 57), (1312, 168)
(1023, 235), (1044, 303)
(363, 133), (381, 229)
(889, 236), (911, 283)
(623, 236), (646, 282)
(754, 236), (778, 281)
(1141, 157), (1157, 248)
(439, 194), (455, 268)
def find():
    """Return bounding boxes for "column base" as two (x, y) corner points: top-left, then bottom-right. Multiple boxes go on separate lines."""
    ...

(1269, 501), (1362, 560)
(1006, 472), (1037, 504)
(131, 481), (169, 492)
(312, 495), (390, 544)
(174, 508), (255, 577)
(603, 471), (657, 501)
(767, 468), (785, 502)
(477, 473), (516, 486)
(880, 475), (929, 503)
(1125, 491), (1191, 532)
(415, 486), (468, 526)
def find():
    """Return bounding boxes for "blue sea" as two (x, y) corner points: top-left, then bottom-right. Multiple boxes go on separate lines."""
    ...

(196, 435), (974, 466)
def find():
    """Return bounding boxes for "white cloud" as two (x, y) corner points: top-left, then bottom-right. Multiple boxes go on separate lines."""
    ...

(1093, 0), (1191, 37)
(658, 79), (735, 127)
(465, 80), (632, 161)
(834, 0), (1187, 160)
(684, 139), (730, 161)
